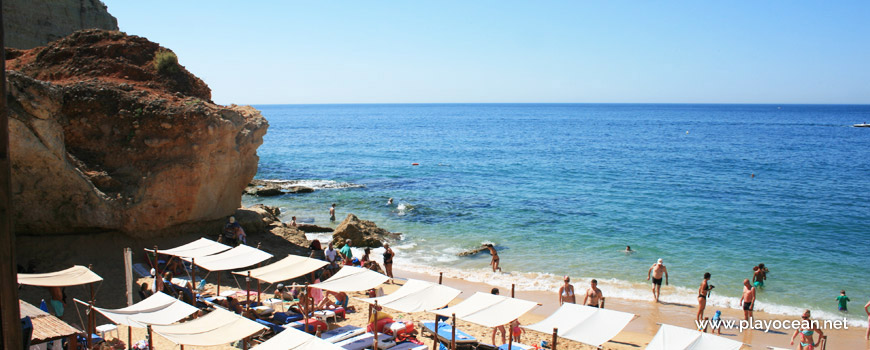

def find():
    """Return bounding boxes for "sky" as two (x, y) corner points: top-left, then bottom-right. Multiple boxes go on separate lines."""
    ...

(102, 1), (870, 105)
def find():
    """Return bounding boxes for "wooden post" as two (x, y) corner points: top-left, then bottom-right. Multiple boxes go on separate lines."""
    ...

(451, 313), (456, 350)
(246, 271), (251, 309)
(217, 270), (221, 296)
(373, 300), (379, 350)
(256, 262), (262, 304)
(87, 266), (96, 349)
(0, 18), (23, 349)
(152, 245), (159, 272)
(552, 328), (558, 350)
(147, 325), (153, 350)
(191, 258), (197, 302)
(432, 315), (439, 350)
(243, 336), (248, 350)
(438, 272), (443, 285)
(125, 248), (133, 306)
(304, 284), (310, 332)
(511, 283), (515, 298)
(67, 334), (77, 350)
(127, 325), (132, 350)
(508, 324), (513, 350)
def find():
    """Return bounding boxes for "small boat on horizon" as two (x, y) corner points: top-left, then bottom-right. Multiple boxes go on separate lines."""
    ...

(853, 123), (870, 128)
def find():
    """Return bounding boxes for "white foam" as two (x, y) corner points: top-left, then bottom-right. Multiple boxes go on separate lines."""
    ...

(259, 179), (365, 190)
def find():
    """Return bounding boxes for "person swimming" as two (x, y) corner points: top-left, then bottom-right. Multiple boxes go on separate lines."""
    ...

(558, 276), (576, 305)
(624, 245), (634, 254)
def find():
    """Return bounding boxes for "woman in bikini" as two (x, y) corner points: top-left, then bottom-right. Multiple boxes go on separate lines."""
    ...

(485, 244), (501, 272)
(865, 299), (870, 340)
(697, 272), (712, 323)
(791, 310), (824, 350)
(558, 276), (576, 305)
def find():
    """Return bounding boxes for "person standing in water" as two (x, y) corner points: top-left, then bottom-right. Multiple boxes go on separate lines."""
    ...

(387, 198), (393, 206)
(583, 279), (603, 308)
(382, 243), (395, 282)
(752, 266), (765, 288)
(558, 276), (576, 305)
(329, 203), (336, 221)
(740, 278), (756, 321)
(647, 258), (668, 302)
(485, 244), (501, 272)
(697, 272), (712, 322)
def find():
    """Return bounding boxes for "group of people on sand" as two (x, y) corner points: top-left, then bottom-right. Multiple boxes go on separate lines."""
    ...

(308, 238), (395, 281)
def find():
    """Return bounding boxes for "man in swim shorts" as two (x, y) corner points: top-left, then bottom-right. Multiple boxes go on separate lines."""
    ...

(647, 258), (668, 302)
(583, 279), (603, 308)
(752, 266), (765, 288)
(740, 278), (756, 320)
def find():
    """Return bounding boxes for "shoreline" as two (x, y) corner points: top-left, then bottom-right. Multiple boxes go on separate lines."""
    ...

(391, 266), (870, 349)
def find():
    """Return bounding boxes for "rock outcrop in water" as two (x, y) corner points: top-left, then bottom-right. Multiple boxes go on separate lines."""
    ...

(2, 0), (119, 49)
(332, 214), (396, 248)
(6, 29), (268, 236)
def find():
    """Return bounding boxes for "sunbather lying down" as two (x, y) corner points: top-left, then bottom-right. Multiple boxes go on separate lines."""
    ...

(316, 290), (356, 312)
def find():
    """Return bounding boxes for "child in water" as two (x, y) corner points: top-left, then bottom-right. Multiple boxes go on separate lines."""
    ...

(837, 290), (850, 312)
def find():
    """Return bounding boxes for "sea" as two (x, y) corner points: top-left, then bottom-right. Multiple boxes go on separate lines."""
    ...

(243, 103), (870, 326)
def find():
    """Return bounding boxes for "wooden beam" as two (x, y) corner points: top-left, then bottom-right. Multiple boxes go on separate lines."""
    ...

(0, 7), (23, 347)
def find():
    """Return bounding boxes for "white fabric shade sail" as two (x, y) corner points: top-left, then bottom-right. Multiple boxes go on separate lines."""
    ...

(145, 237), (231, 258)
(250, 326), (344, 350)
(523, 303), (635, 347)
(18, 265), (103, 287)
(93, 292), (198, 328)
(150, 308), (267, 346)
(310, 266), (389, 292)
(358, 279), (461, 313)
(233, 254), (327, 284)
(646, 324), (743, 350)
(431, 292), (539, 328)
(182, 244), (273, 272)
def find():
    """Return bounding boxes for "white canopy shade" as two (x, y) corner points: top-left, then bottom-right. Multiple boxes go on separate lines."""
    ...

(523, 303), (635, 347)
(233, 255), (327, 284)
(150, 308), (266, 346)
(646, 324), (743, 350)
(182, 245), (273, 272)
(18, 265), (103, 287)
(431, 292), (539, 328)
(145, 237), (230, 258)
(93, 292), (198, 328)
(251, 325), (343, 350)
(310, 266), (389, 292)
(358, 279), (461, 313)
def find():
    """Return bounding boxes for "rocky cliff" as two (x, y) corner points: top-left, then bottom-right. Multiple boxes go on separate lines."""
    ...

(6, 29), (268, 236)
(2, 0), (119, 49)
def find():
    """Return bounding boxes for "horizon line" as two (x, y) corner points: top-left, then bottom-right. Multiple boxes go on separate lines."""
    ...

(241, 102), (870, 106)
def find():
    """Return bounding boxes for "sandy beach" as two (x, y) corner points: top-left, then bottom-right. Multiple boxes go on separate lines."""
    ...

(14, 227), (870, 350)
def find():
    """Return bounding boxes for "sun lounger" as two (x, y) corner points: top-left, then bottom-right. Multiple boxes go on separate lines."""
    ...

(272, 311), (304, 324)
(498, 344), (533, 350)
(334, 332), (392, 350)
(388, 342), (428, 350)
(255, 318), (285, 334)
(321, 325), (365, 343)
(422, 322), (476, 344)
(133, 263), (152, 278)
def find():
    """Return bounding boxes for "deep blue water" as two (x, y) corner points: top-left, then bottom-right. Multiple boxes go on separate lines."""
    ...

(245, 103), (870, 323)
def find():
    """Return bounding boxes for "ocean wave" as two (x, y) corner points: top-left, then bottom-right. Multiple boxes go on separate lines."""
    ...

(259, 179), (365, 190)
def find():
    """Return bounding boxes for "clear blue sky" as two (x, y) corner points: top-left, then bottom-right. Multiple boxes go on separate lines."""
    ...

(103, 1), (869, 105)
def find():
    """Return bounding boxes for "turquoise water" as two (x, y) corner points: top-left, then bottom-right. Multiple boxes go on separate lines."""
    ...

(244, 103), (870, 324)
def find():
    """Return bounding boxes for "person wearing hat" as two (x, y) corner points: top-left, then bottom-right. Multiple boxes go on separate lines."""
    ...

(646, 258), (668, 302)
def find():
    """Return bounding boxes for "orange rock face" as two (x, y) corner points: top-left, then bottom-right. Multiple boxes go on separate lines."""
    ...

(6, 30), (268, 236)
